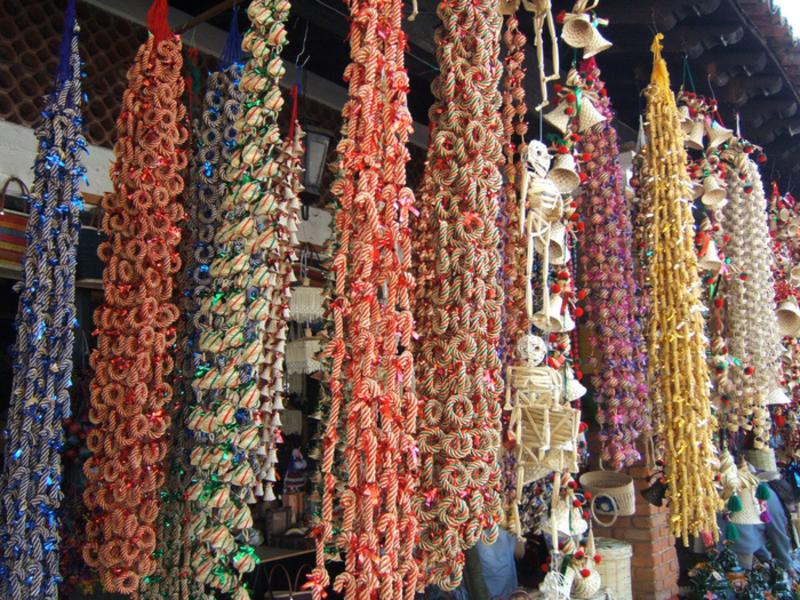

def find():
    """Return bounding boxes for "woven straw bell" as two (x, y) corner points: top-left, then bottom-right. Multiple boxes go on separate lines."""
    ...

(776, 296), (800, 337)
(577, 98), (607, 133)
(707, 120), (734, 150)
(685, 119), (705, 151)
(698, 238), (723, 273)
(548, 153), (581, 194)
(533, 294), (576, 333)
(535, 222), (569, 265)
(701, 176), (728, 210)
(765, 387), (790, 406)
(678, 105), (693, 134)
(581, 26), (612, 59)
(561, 13), (593, 48)
(544, 102), (572, 134)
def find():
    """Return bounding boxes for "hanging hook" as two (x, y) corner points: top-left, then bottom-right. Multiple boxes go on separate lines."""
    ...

(295, 20), (310, 69)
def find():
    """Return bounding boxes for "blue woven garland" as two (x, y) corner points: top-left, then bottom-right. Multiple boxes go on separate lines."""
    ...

(0, 1), (86, 598)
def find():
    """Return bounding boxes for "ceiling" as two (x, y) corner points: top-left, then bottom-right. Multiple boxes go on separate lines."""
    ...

(169, 0), (800, 192)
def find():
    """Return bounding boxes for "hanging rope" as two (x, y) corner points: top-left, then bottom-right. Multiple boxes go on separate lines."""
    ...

(641, 34), (719, 545)
(0, 3), (85, 598)
(185, 1), (291, 597)
(413, 0), (505, 590)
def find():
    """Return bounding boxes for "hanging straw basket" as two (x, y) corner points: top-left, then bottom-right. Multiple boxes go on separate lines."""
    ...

(579, 469), (636, 517)
(594, 537), (633, 600)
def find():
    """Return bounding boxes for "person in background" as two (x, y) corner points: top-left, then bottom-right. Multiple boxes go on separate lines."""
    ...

(282, 448), (308, 524)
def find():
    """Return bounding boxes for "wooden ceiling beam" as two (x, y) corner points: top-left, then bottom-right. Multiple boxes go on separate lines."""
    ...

(691, 49), (768, 87)
(739, 97), (799, 128)
(598, 0), (721, 31)
(718, 74), (784, 105)
(661, 23), (745, 59)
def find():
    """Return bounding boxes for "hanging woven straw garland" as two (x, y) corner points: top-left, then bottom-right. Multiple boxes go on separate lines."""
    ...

(719, 139), (783, 449)
(0, 3), (84, 598)
(307, 0), (418, 596)
(82, 1), (188, 594)
(641, 34), (719, 545)
(574, 58), (649, 470)
(141, 14), (246, 600)
(413, 0), (504, 590)
(185, 0), (290, 597)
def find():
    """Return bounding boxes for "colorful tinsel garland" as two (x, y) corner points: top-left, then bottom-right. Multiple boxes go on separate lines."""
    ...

(82, 9), (188, 594)
(308, 0), (418, 596)
(414, 0), (505, 589)
(0, 3), (85, 598)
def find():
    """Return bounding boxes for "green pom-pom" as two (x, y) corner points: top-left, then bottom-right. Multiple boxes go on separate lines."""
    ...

(755, 482), (771, 501)
(725, 522), (740, 542)
(727, 494), (743, 512)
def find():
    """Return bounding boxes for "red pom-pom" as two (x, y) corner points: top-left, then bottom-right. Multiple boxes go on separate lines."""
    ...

(594, 555), (602, 565)
(574, 550), (585, 559)
(541, 563), (550, 573)
(584, 491), (593, 500)
(567, 479), (578, 489)
(580, 569), (591, 578)
(566, 93), (577, 103)
(575, 307), (585, 318)
(551, 283), (562, 294)
(714, 298), (724, 308)
(565, 107), (575, 116)
(575, 370), (583, 380)
(582, 153), (592, 162)
(579, 422), (588, 433)
(554, 83), (563, 93)
(573, 499), (582, 507)
(577, 289), (588, 300)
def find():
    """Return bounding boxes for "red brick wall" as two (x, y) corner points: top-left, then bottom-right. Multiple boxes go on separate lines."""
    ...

(586, 435), (680, 599)
(594, 464), (679, 599)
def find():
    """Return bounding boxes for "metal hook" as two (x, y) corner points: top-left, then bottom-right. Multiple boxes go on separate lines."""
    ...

(295, 20), (310, 68)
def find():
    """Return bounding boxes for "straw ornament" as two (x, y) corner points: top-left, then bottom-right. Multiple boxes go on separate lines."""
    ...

(0, 4), (84, 598)
(141, 18), (245, 598)
(413, 0), (505, 589)
(82, 2), (187, 592)
(185, 0), (291, 596)
(719, 142), (782, 449)
(641, 34), (719, 545)
(574, 58), (649, 470)
(307, 0), (418, 597)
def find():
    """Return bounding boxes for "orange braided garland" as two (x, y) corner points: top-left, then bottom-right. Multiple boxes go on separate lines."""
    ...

(82, 34), (186, 595)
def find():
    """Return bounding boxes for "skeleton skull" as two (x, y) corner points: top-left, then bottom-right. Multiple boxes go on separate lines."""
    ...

(526, 140), (552, 179)
(517, 334), (547, 366)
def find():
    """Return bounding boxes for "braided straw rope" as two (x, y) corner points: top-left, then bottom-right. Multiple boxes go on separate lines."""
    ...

(499, 9), (530, 534)
(413, 0), (505, 589)
(641, 34), (719, 545)
(185, 1), (291, 597)
(307, 0), (418, 597)
(719, 144), (781, 448)
(0, 8), (84, 599)
(82, 28), (187, 594)
(574, 59), (648, 470)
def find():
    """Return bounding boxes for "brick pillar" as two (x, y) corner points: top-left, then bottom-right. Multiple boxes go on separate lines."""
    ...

(585, 434), (679, 599)
(593, 465), (679, 600)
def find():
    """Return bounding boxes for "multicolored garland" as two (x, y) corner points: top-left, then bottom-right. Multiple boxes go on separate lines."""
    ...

(185, 0), (290, 596)
(308, 0), (418, 596)
(0, 3), (85, 598)
(414, 0), (505, 589)
(574, 58), (648, 470)
(641, 34), (718, 545)
(82, 2), (187, 593)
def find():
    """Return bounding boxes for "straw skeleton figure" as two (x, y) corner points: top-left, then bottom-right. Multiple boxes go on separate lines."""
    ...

(520, 141), (563, 318)
(522, 0), (560, 110)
